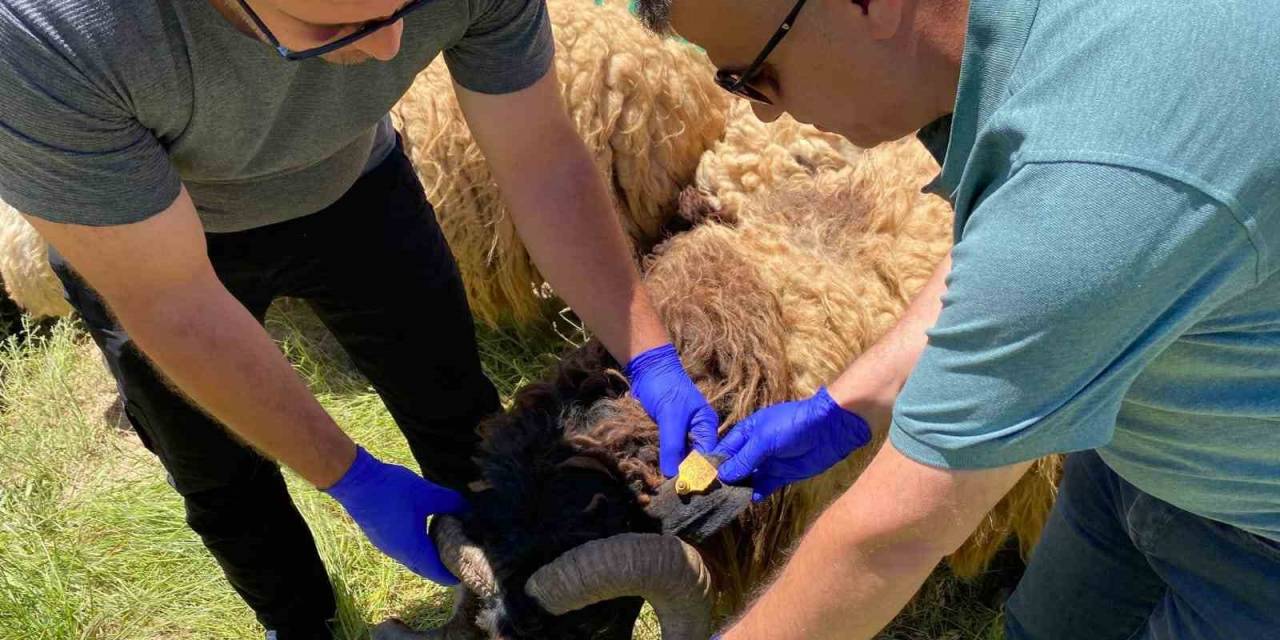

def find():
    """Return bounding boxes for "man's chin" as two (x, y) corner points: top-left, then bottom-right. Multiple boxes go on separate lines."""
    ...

(837, 125), (907, 149)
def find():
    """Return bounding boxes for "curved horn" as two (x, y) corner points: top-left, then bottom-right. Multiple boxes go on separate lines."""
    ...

(524, 533), (715, 640)
(430, 515), (499, 600)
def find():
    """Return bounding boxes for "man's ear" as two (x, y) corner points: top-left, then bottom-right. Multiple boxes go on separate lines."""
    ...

(864, 0), (904, 40)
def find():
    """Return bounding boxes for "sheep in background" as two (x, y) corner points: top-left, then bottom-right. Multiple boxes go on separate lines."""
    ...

(391, 0), (730, 327)
(0, 199), (69, 319)
(691, 101), (866, 222)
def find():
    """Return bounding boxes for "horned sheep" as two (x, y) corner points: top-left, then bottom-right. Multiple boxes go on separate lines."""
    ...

(382, 132), (1060, 639)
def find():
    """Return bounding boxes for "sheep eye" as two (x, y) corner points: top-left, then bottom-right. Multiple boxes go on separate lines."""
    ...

(582, 493), (608, 514)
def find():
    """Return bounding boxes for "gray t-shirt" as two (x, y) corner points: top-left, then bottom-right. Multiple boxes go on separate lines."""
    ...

(0, 0), (553, 232)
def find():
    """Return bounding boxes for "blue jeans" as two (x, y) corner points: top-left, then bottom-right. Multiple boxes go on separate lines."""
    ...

(1005, 451), (1280, 640)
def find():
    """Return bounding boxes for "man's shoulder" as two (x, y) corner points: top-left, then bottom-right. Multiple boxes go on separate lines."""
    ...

(1, 0), (175, 78)
(1015, 0), (1280, 138)
(996, 0), (1280, 218)
(1, 0), (168, 42)
(1, 0), (185, 120)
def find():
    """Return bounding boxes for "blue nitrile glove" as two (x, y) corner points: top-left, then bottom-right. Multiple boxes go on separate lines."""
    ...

(323, 447), (467, 584)
(713, 387), (871, 502)
(625, 343), (720, 477)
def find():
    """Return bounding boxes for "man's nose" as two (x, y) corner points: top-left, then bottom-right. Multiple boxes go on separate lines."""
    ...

(751, 101), (784, 123)
(357, 19), (404, 61)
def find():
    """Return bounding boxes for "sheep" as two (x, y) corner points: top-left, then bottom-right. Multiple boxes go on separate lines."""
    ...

(408, 132), (1061, 639)
(0, 0), (732, 327)
(0, 198), (69, 319)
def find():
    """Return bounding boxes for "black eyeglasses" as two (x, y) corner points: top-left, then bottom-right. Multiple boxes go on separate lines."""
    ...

(235, 0), (431, 61)
(714, 0), (810, 105)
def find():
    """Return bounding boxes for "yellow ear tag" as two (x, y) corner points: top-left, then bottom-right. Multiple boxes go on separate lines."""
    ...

(675, 450), (719, 496)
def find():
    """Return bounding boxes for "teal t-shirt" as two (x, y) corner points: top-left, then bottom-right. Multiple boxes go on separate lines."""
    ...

(890, 0), (1280, 541)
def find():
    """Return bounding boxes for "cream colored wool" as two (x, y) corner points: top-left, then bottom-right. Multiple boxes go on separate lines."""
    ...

(391, 0), (731, 327)
(583, 135), (1061, 614)
(691, 101), (866, 221)
(0, 199), (69, 318)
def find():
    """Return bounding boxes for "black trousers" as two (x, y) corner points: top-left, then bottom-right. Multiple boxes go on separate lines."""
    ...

(49, 139), (501, 637)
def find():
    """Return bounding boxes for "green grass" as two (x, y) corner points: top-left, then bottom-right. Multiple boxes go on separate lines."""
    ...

(0, 302), (1000, 639)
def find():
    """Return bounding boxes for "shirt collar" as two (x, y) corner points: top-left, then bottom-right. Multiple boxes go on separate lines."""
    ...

(922, 0), (1041, 199)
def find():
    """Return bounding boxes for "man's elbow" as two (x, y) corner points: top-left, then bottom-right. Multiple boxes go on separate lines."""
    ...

(105, 269), (227, 340)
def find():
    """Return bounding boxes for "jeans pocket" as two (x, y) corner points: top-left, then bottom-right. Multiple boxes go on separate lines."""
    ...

(1124, 492), (1179, 555)
(1234, 528), (1280, 563)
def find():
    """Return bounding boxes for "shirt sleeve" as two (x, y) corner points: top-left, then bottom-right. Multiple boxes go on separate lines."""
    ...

(890, 161), (1261, 469)
(0, 11), (180, 225)
(444, 0), (555, 95)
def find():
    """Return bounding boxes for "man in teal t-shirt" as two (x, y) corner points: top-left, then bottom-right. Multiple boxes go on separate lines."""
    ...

(635, 0), (1280, 638)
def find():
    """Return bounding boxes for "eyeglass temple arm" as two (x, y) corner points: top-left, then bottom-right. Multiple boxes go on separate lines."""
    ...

(235, 0), (287, 51)
(728, 0), (811, 91)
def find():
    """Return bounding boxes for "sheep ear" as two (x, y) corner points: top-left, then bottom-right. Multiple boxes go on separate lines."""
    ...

(644, 476), (754, 544)
(467, 480), (494, 493)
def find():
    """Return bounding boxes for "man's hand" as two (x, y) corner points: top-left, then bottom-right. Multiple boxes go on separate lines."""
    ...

(324, 447), (468, 584)
(625, 343), (720, 476)
(714, 388), (871, 501)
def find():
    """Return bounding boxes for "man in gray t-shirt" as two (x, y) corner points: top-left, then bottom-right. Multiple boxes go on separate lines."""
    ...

(0, 1), (720, 637)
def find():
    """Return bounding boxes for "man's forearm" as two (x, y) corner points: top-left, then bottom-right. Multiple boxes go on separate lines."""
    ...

(829, 253), (951, 432)
(453, 71), (670, 364)
(505, 140), (669, 362)
(115, 277), (356, 487)
(724, 445), (1030, 640)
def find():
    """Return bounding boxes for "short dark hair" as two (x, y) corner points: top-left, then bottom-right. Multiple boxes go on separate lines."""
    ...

(633, 0), (674, 34)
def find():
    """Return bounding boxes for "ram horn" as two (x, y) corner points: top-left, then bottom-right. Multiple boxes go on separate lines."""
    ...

(430, 515), (499, 600)
(524, 533), (715, 640)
